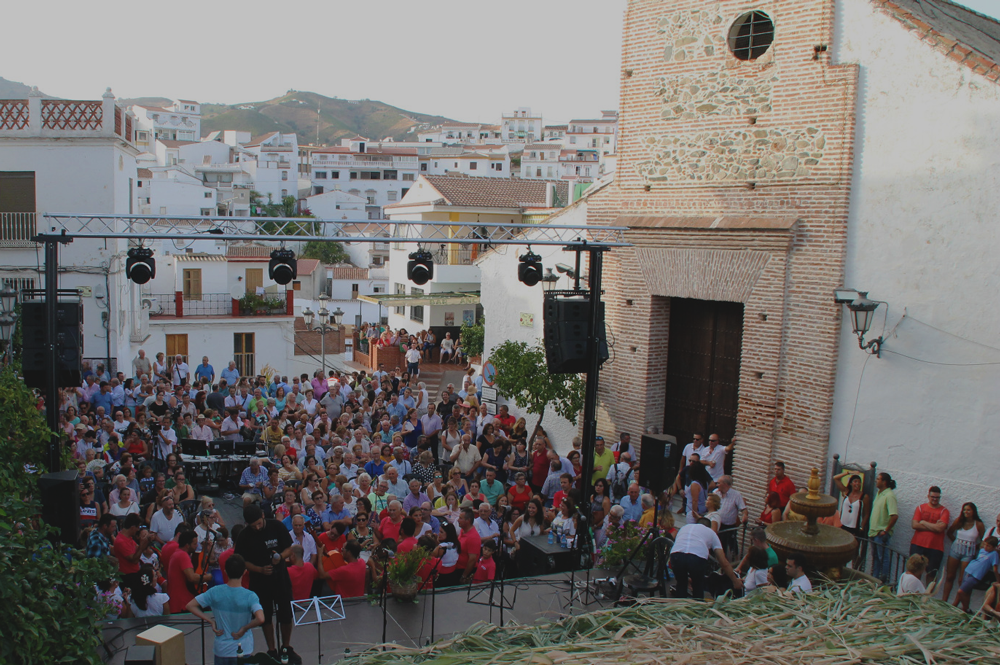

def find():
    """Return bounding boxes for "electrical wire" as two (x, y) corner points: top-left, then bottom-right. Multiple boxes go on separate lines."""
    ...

(903, 315), (1000, 353)
(842, 352), (871, 463)
(881, 349), (1000, 367)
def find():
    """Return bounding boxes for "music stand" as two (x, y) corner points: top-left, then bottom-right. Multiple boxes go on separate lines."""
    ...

(291, 595), (345, 665)
(467, 556), (515, 625)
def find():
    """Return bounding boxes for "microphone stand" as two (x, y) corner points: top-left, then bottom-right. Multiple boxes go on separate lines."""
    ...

(379, 549), (391, 647)
(416, 553), (445, 643)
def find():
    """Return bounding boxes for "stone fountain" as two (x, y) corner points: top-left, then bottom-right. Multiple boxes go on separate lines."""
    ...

(766, 468), (857, 578)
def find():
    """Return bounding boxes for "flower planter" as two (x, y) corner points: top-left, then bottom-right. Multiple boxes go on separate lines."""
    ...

(390, 579), (419, 602)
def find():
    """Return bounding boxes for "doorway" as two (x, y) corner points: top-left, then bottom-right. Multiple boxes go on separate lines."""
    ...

(662, 298), (744, 451)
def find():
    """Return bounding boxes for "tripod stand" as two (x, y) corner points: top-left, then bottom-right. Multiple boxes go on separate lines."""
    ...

(612, 501), (661, 605)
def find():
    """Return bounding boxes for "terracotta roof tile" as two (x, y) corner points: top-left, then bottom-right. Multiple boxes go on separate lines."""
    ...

(420, 174), (567, 209)
(137, 168), (153, 178)
(329, 266), (369, 280)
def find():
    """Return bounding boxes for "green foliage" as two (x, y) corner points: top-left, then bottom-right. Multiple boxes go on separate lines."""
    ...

(487, 340), (585, 430)
(598, 521), (654, 568)
(301, 240), (350, 265)
(386, 546), (429, 586)
(0, 366), (114, 663)
(459, 318), (485, 358)
(238, 293), (286, 313)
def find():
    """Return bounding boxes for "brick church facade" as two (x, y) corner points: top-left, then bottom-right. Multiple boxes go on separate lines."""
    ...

(589, 0), (860, 506)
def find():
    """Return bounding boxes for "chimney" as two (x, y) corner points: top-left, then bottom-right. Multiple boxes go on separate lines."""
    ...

(545, 182), (554, 208)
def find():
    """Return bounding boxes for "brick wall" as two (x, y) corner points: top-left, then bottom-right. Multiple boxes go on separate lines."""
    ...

(589, 0), (858, 512)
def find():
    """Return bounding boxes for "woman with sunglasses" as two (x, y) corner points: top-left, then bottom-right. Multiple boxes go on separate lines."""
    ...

(347, 511), (377, 552)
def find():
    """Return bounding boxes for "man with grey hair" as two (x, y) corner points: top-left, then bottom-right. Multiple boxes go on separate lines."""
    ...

(597, 504), (626, 549)
(382, 465), (408, 500)
(288, 514), (318, 567)
(713, 475), (748, 560)
(133, 349), (152, 380)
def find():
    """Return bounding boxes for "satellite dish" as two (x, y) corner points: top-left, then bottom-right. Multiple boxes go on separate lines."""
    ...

(230, 284), (245, 300)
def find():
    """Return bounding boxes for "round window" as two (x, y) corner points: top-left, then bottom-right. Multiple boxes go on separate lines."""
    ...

(728, 11), (775, 61)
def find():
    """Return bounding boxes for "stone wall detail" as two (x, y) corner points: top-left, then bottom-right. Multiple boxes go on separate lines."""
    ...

(657, 71), (779, 121)
(634, 247), (772, 301)
(636, 126), (827, 183)
(658, 7), (726, 61)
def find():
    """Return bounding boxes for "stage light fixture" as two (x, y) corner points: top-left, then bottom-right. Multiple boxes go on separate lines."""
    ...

(268, 248), (297, 285)
(407, 248), (434, 285)
(518, 250), (543, 287)
(125, 247), (156, 285)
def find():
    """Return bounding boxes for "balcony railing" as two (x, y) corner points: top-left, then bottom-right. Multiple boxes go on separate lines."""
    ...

(0, 91), (134, 143)
(0, 212), (36, 246)
(148, 292), (292, 318)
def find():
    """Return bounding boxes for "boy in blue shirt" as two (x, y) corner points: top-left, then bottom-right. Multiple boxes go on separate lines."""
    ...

(186, 554), (264, 664)
(955, 536), (999, 612)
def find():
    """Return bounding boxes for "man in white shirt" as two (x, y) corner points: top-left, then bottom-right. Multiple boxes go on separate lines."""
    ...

(221, 408), (242, 442)
(474, 404), (494, 439)
(669, 519), (743, 599)
(713, 475), (748, 560)
(171, 354), (190, 388)
(149, 496), (185, 545)
(339, 452), (359, 481)
(473, 502), (500, 545)
(419, 410), (442, 460)
(785, 555), (812, 594)
(439, 332), (455, 363)
(450, 434), (482, 482)
(606, 452), (634, 502)
(179, 392), (198, 419)
(405, 343), (421, 377)
(155, 415), (177, 462)
(381, 466), (409, 500)
(700, 434), (735, 487)
(191, 413), (213, 442)
(387, 447), (412, 477)
(673, 434), (706, 496)
(289, 515), (318, 568)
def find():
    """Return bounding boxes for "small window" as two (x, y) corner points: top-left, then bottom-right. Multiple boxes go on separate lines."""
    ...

(281, 171), (288, 181)
(470, 162), (478, 170)
(387, 191), (398, 201)
(728, 11), (775, 61)
(420, 163), (428, 172)
(403, 173), (416, 181)
(315, 171), (327, 179)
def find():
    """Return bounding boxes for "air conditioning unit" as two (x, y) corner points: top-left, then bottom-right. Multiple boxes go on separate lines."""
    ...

(141, 296), (162, 315)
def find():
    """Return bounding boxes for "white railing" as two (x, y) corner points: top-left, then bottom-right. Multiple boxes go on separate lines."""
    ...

(0, 212), (36, 246)
(314, 158), (418, 169)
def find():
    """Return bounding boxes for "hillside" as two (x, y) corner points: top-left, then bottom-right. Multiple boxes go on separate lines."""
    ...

(200, 90), (457, 143)
(0, 77), (50, 99)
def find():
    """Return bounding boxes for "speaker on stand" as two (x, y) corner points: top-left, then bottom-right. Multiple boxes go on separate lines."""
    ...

(638, 434), (680, 496)
(39, 469), (81, 545)
(21, 300), (84, 390)
(542, 295), (608, 374)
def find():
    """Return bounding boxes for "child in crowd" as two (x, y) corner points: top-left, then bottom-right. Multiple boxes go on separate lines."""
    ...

(473, 540), (497, 583)
(955, 536), (999, 612)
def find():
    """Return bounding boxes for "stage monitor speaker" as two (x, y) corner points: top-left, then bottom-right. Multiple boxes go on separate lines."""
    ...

(542, 296), (608, 374)
(21, 301), (84, 390)
(39, 469), (80, 545)
(638, 434), (680, 495)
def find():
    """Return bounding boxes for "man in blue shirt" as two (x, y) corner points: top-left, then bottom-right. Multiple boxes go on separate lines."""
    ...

(220, 360), (240, 386)
(91, 382), (114, 415)
(619, 483), (644, 522)
(187, 554), (264, 664)
(194, 356), (215, 384)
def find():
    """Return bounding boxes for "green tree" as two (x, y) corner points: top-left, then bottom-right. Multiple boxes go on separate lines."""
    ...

(459, 318), (485, 358)
(300, 239), (350, 264)
(488, 340), (584, 436)
(0, 367), (114, 663)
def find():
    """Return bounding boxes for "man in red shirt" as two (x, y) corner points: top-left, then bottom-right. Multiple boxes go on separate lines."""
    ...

(493, 405), (516, 436)
(909, 485), (950, 583)
(416, 535), (442, 590)
(167, 531), (212, 613)
(113, 514), (151, 591)
(396, 518), (419, 554)
(473, 541), (497, 583)
(317, 522), (348, 554)
(328, 542), (366, 598)
(378, 501), (405, 545)
(457, 507), (481, 584)
(159, 523), (194, 577)
(766, 462), (796, 509)
(287, 544), (319, 601)
(551, 474), (573, 513)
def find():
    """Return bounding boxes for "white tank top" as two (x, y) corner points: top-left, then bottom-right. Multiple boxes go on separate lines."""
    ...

(955, 523), (979, 545)
(840, 495), (862, 529)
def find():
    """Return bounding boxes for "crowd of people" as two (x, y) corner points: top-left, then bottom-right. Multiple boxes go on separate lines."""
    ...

(63, 341), (1000, 661)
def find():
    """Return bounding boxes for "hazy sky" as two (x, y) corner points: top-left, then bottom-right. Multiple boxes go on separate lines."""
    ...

(3, 0), (997, 124)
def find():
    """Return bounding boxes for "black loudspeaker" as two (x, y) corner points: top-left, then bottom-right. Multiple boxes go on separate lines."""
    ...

(39, 469), (80, 545)
(542, 296), (608, 374)
(638, 434), (680, 495)
(124, 645), (156, 665)
(21, 301), (84, 389)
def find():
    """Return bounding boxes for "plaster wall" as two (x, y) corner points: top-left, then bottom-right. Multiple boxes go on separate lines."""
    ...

(146, 318), (294, 378)
(828, 0), (1000, 548)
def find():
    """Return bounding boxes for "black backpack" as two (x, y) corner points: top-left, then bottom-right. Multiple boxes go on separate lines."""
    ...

(610, 465), (632, 499)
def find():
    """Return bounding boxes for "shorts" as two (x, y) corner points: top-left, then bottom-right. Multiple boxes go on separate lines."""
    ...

(908, 544), (944, 573)
(252, 579), (293, 624)
(242, 492), (262, 503)
(960, 573), (982, 595)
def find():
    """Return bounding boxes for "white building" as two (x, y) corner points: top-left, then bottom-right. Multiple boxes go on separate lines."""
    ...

(135, 166), (216, 217)
(0, 88), (140, 374)
(520, 143), (563, 180)
(302, 189), (368, 220)
(421, 145), (511, 178)
(382, 174), (566, 332)
(825, 0), (1000, 547)
(308, 137), (420, 220)
(130, 100), (201, 149)
(241, 131), (298, 203)
(501, 107), (543, 144)
(154, 138), (232, 168)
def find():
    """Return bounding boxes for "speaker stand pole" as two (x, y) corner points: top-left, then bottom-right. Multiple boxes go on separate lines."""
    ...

(567, 242), (608, 589)
(35, 231), (72, 472)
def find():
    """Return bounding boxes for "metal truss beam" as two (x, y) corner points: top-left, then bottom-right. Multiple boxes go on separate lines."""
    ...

(41, 213), (629, 247)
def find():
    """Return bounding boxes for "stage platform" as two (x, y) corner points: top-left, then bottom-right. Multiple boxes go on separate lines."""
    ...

(100, 568), (623, 664)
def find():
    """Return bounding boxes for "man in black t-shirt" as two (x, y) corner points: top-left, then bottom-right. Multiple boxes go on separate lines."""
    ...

(236, 504), (296, 661)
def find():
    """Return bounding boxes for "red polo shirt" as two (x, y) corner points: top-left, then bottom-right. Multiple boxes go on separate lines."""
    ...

(456, 526), (481, 572)
(768, 476), (797, 508)
(113, 532), (140, 574)
(379, 516), (403, 544)
(329, 559), (367, 598)
(288, 562), (317, 600)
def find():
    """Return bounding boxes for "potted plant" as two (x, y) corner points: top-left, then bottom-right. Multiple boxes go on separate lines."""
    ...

(386, 546), (429, 602)
(238, 293), (261, 316)
(267, 297), (286, 315)
(599, 521), (654, 570)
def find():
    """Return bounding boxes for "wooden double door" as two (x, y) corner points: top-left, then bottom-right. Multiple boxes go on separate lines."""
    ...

(663, 298), (744, 456)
